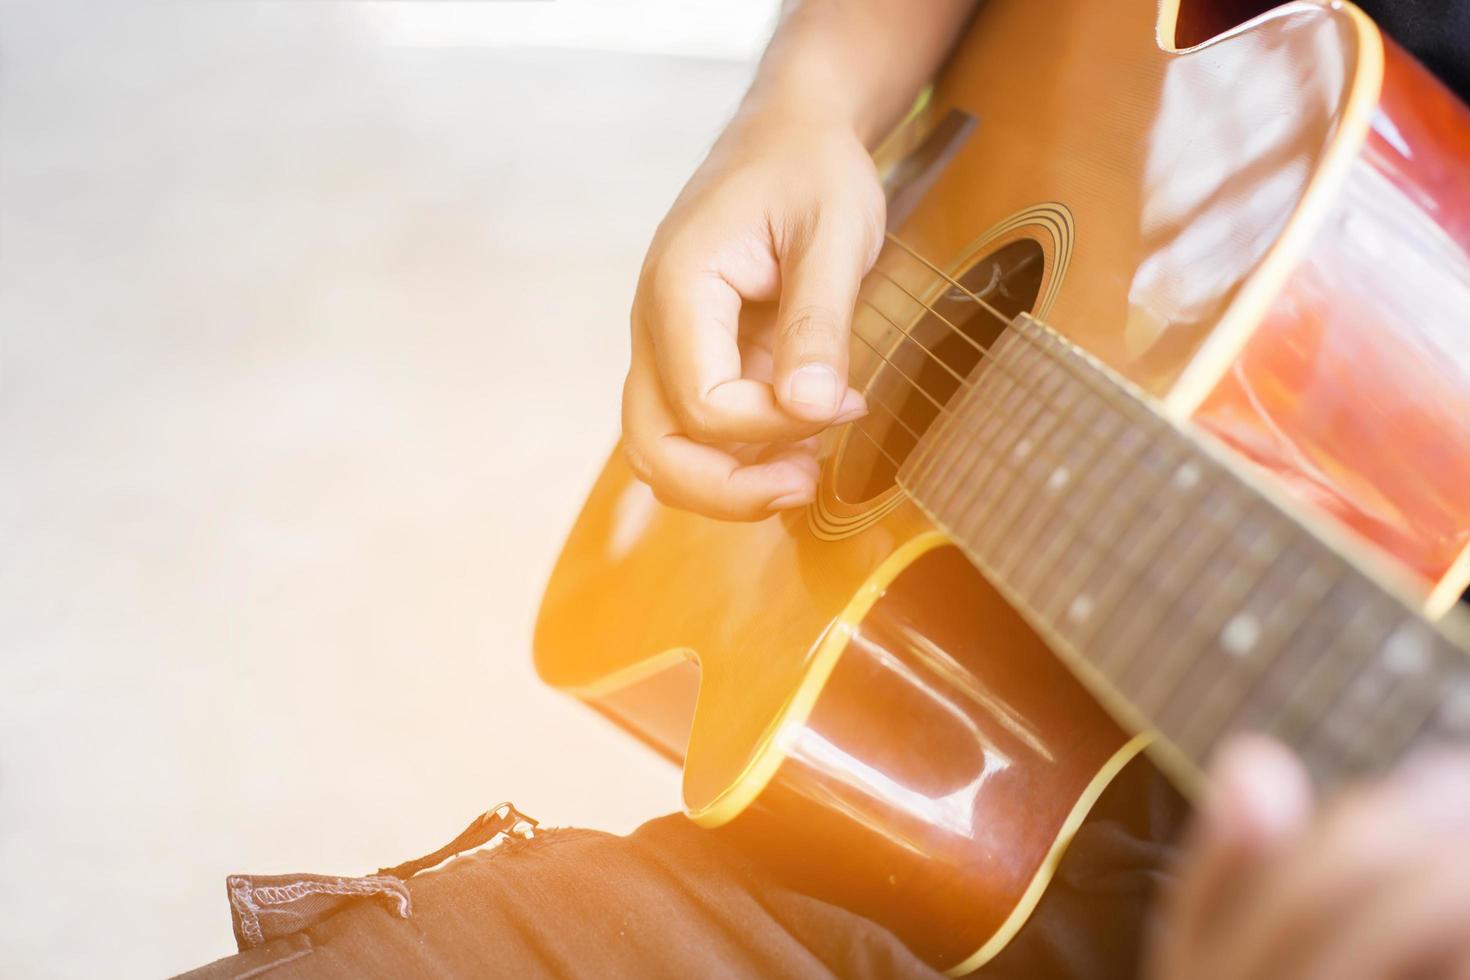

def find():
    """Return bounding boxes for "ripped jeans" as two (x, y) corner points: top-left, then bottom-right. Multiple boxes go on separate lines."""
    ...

(180, 757), (1182, 979)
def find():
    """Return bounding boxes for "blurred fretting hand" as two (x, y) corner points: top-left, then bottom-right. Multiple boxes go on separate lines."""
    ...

(1150, 736), (1470, 980)
(621, 0), (980, 520)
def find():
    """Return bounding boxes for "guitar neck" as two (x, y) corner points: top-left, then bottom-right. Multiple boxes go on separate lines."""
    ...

(901, 313), (1470, 792)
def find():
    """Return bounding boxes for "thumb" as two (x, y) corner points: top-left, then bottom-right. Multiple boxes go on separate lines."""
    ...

(1208, 734), (1315, 850)
(1149, 736), (1314, 980)
(772, 225), (870, 423)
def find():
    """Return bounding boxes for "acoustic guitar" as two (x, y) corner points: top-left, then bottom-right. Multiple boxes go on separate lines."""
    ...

(535, 0), (1470, 972)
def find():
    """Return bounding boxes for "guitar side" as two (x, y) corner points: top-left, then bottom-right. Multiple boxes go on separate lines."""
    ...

(534, 450), (1139, 971)
(534, 0), (1470, 972)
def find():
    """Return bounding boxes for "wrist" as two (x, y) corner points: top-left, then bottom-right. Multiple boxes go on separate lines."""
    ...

(737, 28), (897, 148)
(724, 95), (867, 153)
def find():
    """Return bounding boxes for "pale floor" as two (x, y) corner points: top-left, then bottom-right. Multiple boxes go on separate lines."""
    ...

(0, 3), (762, 975)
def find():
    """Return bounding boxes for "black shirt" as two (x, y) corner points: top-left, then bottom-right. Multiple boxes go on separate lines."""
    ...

(1359, 0), (1470, 102)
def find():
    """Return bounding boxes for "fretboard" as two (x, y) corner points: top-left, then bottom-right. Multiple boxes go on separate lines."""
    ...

(901, 313), (1470, 792)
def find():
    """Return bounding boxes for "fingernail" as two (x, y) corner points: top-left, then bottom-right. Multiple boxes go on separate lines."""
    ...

(769, 489), (814, 510)
(788, 365), (840, 413)
(1208, 735), (1313, 846)
(833, 388), (868, 424)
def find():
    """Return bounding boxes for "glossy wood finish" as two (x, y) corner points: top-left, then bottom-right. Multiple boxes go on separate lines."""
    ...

(906, 313), (1470, 797)
(891, 0), (1369, 401)
(1173, 0), (1277, 48)
(718, 546), (1132, 971)
(536, 0), (1470, 971)
(535, 448), (942, 813)
(1194, 39), (1470, 602)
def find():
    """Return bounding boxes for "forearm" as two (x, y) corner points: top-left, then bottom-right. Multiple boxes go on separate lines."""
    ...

(738, 0), (981, 146)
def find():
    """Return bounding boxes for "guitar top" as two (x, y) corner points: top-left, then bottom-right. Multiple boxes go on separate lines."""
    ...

(536, 0), (1470, 972)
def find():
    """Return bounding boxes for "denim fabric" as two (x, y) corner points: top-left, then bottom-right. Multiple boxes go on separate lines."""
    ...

(222, 804), (539, 954)
(181, 757), (1182, 979)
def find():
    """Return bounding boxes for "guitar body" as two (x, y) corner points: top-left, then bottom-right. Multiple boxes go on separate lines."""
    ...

(536, 0), (1470, 972)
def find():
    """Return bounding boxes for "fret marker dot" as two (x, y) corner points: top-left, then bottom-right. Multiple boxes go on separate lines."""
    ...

(1173, 461), (1201, 490)
(1014, 438), (1033, 459)
(1047, 467), (1070, 492)
(1383, 623), (1431, 676)
(1068, 595), (1094, 623)
(1221, 613), (1259, 657)
(1439, 676), (1470, 732)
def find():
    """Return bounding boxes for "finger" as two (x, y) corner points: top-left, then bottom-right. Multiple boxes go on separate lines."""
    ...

(1223, 750), (1470, 980)
(757, 443), (822, 499)
(731, 436), (820, 468)
(772, 216), (873, 422)
(1177, 736), (1313, 928)
(739, 336), (775, 384)
(643, 264), (837, 444)
(1302, 843), (1470, 980)
(729, 440), (821, 512)
(1150, 736), (1312, 980)
(622, 354), (816, 521)
(738, 340), (867, 428)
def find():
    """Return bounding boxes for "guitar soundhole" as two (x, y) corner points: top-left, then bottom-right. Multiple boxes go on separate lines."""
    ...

(837, 238), (1044, 503)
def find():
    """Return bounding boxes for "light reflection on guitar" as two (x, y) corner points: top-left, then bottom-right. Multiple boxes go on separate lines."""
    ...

(536, 0), (1470, 972)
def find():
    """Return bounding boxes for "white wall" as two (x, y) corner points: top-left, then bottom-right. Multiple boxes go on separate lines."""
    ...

(0, 1), (774, 975)
(357, 0), (780, 60)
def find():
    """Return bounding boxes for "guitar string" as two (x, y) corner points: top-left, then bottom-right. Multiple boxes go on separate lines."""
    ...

(846, 287), (1083, 483)
(848, 296), (1109, 519)
(851, 290), (1114, 531)
(835, 244), (1156, 495)
(846, 411), (909, 472)
(881, 231), (1152, 416)
(848, 237), (1298, 595)
(862, 260), (1107, 506)
(877, 233), (1182, 505)
(861, 237), (1281, 656)
(832, 236), (1437, 775)
(847, 282), (1259, 628)
(845, 253), (1236, 560)
(847, 259), (1200, 567)
(853, 283), (1106, 523)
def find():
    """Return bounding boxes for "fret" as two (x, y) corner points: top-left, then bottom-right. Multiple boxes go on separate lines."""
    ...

(1031, 423), (1157, 626)
(922, 315), (1196, 643)
(1271, 593), (1391, 757)
(946, 327), (1064, 502)
(993, 388), (1125, 585)
(1010, 409), (1130, 597)
(899, 311), (1470, 789)
(1123, 499), (1280, 724)
(1167, 511), (1292, 720)
(1338, 619), (1454, 776)
(917, 328), (1051, 517)
(1210, 573), (1371, 776)
(911, 327), (1149, 597)
(897, 320), (1006, 493)
(1050, 436), (1205, 666)
(949, 332), (1074, 546)
(1320, 601), (1469, 784)
(1098, 477), (1247, 680)
(987, 402), (1170, 646)
(923, 353), (1044, 542)
(1212, 583), (1394, 787)
(1405, 656), (1470, 756)
(1167, 548), (1335, 762)
(965, 357), (1090, 564)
